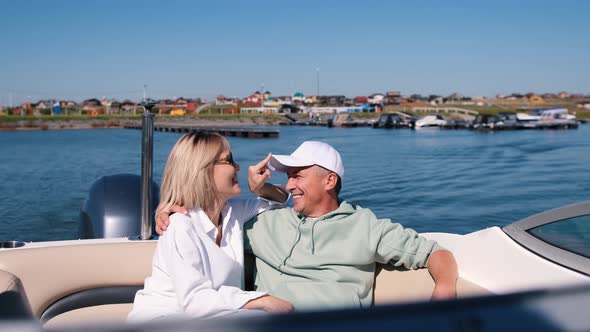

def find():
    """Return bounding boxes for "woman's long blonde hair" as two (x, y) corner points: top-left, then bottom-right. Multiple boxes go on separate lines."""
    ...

(156, 131), (230, 218)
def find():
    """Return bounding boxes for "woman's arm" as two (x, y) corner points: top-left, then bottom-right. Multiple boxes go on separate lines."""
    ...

(155, 153), (287, 235)
(242, 294), (294, 313)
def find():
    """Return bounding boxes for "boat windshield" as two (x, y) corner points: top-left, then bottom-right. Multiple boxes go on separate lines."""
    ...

(528, 214), (590, 259)
(502, 201), (590, 275)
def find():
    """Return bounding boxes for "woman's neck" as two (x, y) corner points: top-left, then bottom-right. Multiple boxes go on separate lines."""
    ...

(205, 199), (225, 227)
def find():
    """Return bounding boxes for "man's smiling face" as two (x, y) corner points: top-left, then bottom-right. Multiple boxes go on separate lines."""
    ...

(286, 166), (329, 217)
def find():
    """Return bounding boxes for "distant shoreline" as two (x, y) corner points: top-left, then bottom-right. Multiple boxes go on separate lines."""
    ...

(1, 107), (588, 131)
(0, 119), (132, 131)
(0, 116), (288, 132)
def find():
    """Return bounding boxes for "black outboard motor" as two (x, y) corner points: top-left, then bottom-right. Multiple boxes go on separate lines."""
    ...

(79, 174), (160, 239)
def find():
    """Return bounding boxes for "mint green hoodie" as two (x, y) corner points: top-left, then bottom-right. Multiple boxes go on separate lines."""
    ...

(244, 201), (442, 310)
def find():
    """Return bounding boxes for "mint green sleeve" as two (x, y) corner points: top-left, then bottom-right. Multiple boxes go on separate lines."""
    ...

(374, 219), (442, 269)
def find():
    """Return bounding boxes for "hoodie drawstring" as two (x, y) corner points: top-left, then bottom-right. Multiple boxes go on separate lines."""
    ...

(311, 219), (319, 255)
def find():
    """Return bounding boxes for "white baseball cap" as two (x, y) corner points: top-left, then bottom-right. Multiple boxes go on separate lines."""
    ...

(268, 141), (344, 179)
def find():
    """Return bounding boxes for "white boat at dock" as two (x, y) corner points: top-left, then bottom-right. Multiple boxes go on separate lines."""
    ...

(415, 115), (447, 128)
(516, 109), (542, 122)
(516, 107), (578, 128)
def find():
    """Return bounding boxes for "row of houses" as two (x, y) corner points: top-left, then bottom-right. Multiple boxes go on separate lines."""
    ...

(215, 91), (400, 107)
(218, 90), (590, 109)
(10, 97), (205, 115)
(6, 91), (590, 115)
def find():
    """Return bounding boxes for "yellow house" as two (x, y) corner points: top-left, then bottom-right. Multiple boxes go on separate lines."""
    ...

(170, 109), (186, 116)
(528, 95), (545, 104)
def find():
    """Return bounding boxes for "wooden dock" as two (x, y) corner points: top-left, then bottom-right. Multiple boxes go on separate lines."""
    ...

(124, 125), (279, 138)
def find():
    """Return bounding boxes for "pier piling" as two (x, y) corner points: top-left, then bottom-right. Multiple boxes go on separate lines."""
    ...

(124, 125), (279, 138)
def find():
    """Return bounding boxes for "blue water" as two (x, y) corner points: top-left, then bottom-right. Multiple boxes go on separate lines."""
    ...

(1, 125), (589, 242)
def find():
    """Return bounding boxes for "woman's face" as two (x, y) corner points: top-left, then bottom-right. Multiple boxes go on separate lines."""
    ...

(213, 149), (241, 201)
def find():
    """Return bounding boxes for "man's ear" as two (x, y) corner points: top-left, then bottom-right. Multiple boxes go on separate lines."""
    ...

(324, 172), (338, 191)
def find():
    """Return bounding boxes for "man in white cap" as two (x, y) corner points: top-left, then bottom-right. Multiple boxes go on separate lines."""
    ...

(266, 141), (344, 218)
(157, 141), (457, 311)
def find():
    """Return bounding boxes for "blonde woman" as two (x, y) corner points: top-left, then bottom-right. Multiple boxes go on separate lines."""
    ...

(128, 131), (293, 322)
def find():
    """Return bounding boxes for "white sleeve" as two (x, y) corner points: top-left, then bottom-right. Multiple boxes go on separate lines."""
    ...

(165, 221), (266, 318)
(230, 193), (290, 227)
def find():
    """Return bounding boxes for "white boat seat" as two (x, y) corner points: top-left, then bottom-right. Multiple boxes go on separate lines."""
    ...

(40, 285), (141, 324)
(374, 265), (492, 304)
(41, 253), (443, 322)
(0, 241), (491, 328)
(43, 303), (133, 329)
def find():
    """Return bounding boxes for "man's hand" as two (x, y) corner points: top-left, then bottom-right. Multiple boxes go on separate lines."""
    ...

(242, 295), (295, 313)
(248, 153), (273, 197)
(431, 283), (457, 300)
(155, 205), (188, 235)
(427, 250), (458, 301)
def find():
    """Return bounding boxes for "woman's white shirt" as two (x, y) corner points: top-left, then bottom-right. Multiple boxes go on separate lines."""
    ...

(128, 198), (280, 321)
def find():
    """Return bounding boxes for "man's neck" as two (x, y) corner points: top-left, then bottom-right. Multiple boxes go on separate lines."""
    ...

(304, 199), (340, 218)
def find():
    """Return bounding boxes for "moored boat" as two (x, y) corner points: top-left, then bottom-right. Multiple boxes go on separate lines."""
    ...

(516, 107), (578, 129)
(415, 115), (447, 128)
(372, 113), (415, 129)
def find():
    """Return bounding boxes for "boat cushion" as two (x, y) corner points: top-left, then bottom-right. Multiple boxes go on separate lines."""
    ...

(374, 265), (492, 304)
(43, 303), (133, 328)
(40, 285), (142, 323)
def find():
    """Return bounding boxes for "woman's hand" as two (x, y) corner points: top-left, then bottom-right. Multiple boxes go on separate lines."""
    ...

(242, 295), (295, 313)
(155, 205), (188, 235)
(248, 153), (273, 196)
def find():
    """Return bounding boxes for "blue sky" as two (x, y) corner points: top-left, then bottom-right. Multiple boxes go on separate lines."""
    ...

(1, 0), (588, 105)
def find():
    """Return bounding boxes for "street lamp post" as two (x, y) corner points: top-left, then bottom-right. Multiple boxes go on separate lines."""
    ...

(26, 95), (31, 117)
(316, 67), (320, 100)
(260, 83), (264, 113)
